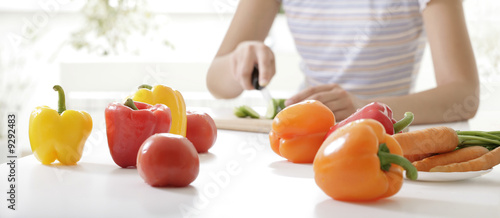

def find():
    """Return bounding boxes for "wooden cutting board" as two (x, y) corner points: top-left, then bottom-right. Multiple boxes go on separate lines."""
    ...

(188, 106), (272, 133)
(214, 118), (273, 133)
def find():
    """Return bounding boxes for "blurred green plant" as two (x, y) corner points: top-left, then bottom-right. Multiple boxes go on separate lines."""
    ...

(69, 0), (172, 56)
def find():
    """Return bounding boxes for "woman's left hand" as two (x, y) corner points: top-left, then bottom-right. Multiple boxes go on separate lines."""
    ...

(285, 84), (368, 120)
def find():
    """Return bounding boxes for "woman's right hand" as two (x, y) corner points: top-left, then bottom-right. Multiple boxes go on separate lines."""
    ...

(230, 41), (276, 90)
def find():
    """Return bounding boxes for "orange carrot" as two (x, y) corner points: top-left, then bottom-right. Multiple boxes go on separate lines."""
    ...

(430, 146), (500, 172)
(412, 146), (489, 171)
(405, 153), (435, 162)
(394, 126), (458, 156)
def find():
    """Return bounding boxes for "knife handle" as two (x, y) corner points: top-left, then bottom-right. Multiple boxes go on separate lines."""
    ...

(251, 66), (263, 90)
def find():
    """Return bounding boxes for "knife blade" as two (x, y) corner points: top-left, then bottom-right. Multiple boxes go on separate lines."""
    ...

(251, 66), (273, 105)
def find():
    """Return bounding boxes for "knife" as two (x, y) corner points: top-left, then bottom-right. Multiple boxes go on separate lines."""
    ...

(251, 66), (273, 106)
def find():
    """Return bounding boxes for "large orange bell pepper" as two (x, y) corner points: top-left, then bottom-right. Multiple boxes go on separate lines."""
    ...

(313, 119), (417, 202)
(269, 100), (335, 163)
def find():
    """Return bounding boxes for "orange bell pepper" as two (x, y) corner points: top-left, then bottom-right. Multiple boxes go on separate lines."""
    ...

(269, 100), (335, 163)
(313, 119), (417, 202)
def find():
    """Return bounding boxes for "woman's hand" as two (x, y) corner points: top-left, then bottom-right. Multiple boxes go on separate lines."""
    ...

(206, 0), (280, 99)
(230, 41), (276, 90)
(285, 84), (368, 120)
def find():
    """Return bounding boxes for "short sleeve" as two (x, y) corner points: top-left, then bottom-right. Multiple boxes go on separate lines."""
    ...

(418, 0), (431, 13)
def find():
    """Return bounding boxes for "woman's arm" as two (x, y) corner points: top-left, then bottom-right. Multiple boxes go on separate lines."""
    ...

(375, 0), (479, 124)
(206, 0), (281, 99)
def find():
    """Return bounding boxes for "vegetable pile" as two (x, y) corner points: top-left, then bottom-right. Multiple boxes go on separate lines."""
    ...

(268, 100), (417, 202)
(29, 83), (217, 188)
(394, 127), (500, 172)
(29, 82), (500, 203)
(120, 84), (217, 186)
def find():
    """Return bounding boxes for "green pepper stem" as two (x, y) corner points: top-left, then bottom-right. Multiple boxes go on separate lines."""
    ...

(53, 85), (66, 115)
(138, 84), (153, 90)
(124, 98), (139, 110)
(393, 112), (414, 133)
(378, 143), (418, 180)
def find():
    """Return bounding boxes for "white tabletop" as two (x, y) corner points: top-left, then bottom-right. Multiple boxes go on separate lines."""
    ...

(1, 109), (500, 218)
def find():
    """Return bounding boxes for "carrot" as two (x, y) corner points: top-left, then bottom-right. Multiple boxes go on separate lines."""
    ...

(412, 146), (489, 171)
(405, 153), (435, 162)
(394, 126), (459, 156)
(430, 146), (500, 172)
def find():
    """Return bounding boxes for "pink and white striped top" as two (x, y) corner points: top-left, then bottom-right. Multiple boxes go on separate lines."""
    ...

(280, 0), (431, 99)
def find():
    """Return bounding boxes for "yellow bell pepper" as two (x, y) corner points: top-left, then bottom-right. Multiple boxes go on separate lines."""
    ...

(132, 84), (187, 137)
(29, 85), (93, 165)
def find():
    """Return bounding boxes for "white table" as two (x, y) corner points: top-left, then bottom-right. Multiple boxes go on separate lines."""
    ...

(1, 111), (500, 218)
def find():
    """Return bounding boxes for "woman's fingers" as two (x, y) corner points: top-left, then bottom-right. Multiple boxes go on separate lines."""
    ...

(231, 41), (276, 90)
(285, 84), (340, 105)
(285, 84), (360, 120)
(256, 45), (275, 87)
(233, 44), (257, 90)
(322, 97), (356, 120)
(310, 88), (356, 118)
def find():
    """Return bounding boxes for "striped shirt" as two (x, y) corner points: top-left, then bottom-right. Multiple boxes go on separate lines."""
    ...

(280, 0), (431, 99)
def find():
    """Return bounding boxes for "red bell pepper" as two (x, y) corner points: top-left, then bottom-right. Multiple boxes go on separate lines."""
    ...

(105, 99), (171, 168)
(326, 102), (413, 137)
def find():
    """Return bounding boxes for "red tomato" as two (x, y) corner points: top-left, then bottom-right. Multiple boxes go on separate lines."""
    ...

(137, 133), (199, 187)
(186, 111), (217, 153)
